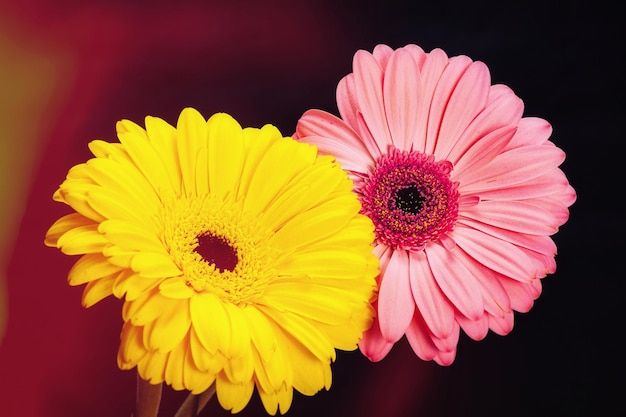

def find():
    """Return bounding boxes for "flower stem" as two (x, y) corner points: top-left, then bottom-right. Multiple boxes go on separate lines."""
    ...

(173, 383), (216, 417)
(134, 373), (163, 417)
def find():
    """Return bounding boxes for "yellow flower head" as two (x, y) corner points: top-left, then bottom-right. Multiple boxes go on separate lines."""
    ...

(45, 108), (378, 415)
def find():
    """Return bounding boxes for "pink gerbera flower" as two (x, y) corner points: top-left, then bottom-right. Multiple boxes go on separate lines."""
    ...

(294, 44), (576, 365)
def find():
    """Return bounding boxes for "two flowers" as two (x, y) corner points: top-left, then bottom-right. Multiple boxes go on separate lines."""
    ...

(45, 44), (575, 415)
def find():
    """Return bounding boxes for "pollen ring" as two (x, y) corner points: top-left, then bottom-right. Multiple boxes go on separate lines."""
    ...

(358, 147), (460, 251)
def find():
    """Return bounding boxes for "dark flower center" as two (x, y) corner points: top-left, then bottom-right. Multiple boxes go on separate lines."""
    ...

(395, 185), (424, 214)
(194, 233), (238, 272)
(359, 147), (460, 251)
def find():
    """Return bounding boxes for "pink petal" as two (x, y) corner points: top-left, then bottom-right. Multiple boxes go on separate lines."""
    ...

(406, 300), (461, 365)
(530, 277), (543, 297)
(460, 145), (566, 191)
(336, 74), (360, 131)
(378, 249), (415, 343)
(464, 171), (573, 201)
(451, 126), (517, 177)
(372, 44), (394, 69)
(460, 200), (560, 235)
(355, 110), (385, 159)
(523, 185), (575, 225)
(383, 48), (421, 150)
(435, 61), (491, 159)
(453, 226), (537, 283)
(433, 349), (457, 366)
(439, 233), (457, 251)
(295, 109), (374, 172)
(353, 49), (393, 148)
(359, 314), (394, 362)
(507, 117), (553, 149)
(457, 314), (490, 341)
(542, 181), (577, 209)
(336, 74), (385, 159)
(408, 250), (455, 338)
(498, 277), (538, 313)
(456, 217), (557, 256)
(446, 86), (523, 164)
(373, 243), (394, 287)
(405, 309), (439, 361)
(488, 310), (514, 336)
(526, 249), (557, 276)
(451, 245), (512, 315)
(430, 320), (460, 353)
(402, 44), (428, 69)
(424, 244), (484, 321)
(413, 48), (448, 153)
(488, 84), (519, 101)
(374, 243), (393, 270)
(424, 54), (473, 155)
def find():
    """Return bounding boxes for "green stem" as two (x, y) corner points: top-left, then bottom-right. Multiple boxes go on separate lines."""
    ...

(133, 373), (163, 417)
(173, 383), (217, 417)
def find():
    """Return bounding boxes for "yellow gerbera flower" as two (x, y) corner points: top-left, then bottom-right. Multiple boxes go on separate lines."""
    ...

(44, 108), (378, 415)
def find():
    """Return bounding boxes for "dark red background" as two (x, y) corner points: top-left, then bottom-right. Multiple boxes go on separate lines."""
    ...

(0, 1), (621, 416)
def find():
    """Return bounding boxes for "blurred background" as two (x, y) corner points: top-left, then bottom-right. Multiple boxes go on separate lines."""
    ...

(0, 1), (622, 416)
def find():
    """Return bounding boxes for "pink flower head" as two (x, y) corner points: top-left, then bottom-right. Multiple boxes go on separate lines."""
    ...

(294, 44), (576, 365)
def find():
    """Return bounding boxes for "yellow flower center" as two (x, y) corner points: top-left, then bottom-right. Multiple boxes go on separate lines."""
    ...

(160, 194), (276, 304)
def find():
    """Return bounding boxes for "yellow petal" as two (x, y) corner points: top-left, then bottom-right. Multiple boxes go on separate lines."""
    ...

(64, 162), (92, 181)
(258, 162), (344, 231)
(222, 302), (251, 358)
(85, 157), (161, 214)
(190, 293), (230, 356)
(258, 306), (335, 362)
(275, 247), (376, 280)
(146, 299), (190, 352)
(176, 107), (207, 196)
(270, 195), (360, 251)
(215, 372), (255, 414)
(45, 213), (95, 247)
(194, 145), (209, 195)
(137, 347), (168, 384)
(242, 306), (277, 363)
(282, 329), (332, 395)
(223, 348), (254, 385)
(315, 316), (372, 351)
(81, 274), (115, 307)
(68, 253), (122, 286)
(116, 118), (149, 138)
(258, 382), (293, 416)
(102, 245), (135, 268)
(158, 278), (195, 299)
(236, 125), (282, 199)
(116, 120), (173, 197)
(88, 139), (127, 159)
(144, 116), (182, 196)
(183, 344), (216, 394)
(98, 219), (165, 254)
(86, 186), (155, 228)
(309, 215), (376, 248)
(123, 291), (166, 326)
(207, 113), (244, 198)
(261, 282), (354, 325)
(56, 224), (107, 255)
(189, 328), (223, 370)
(250, 332), (290, 395)
(130, 252), (181, 278)
(56, 183), (106, 222)
(117, 321), (148, 369)
(164, 338), (187, 391)
(124, 276), (163, 301)
(243, 135), (316, 215)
